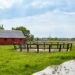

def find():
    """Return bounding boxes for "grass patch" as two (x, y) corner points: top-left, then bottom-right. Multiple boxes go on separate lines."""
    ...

(0, 44), (75, 75)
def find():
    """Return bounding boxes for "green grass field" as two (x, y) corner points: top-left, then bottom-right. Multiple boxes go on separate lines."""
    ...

(0, 44), (75, 75)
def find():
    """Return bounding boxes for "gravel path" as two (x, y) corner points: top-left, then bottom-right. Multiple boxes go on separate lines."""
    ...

(32, 60), (75, 75)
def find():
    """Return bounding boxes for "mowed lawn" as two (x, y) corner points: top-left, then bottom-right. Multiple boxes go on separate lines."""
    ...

(0, 44), (75, 75)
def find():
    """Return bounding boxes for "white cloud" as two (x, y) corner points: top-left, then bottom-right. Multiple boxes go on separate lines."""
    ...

(0, 0), (75, 12)
(0, 11), (75, 38)
(30, 0), (51, 8)
(0, 0), (23, 9)
(24, 0), (75, 14)
(0, 0), (75, 38)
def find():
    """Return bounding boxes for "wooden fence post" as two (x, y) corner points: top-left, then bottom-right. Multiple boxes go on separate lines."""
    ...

(49, 44), (51, 52)
(37, 44), (39, 53)
(63, 43), (65, 48)
(44, 42), (45, 50)
(59, 44), (61, 52)
(19, 44), (22, 52)
(27, 44), (29, 52)
(67, 43), (69, 51)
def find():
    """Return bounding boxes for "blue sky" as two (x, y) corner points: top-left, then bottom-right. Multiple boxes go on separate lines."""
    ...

(0, 0), (75, 38)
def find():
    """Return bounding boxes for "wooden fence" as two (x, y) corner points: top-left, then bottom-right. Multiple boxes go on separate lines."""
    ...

(13, 42), (72, 53)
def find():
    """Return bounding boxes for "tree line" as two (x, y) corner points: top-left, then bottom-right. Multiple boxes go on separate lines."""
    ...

(0, 25), (75, 41)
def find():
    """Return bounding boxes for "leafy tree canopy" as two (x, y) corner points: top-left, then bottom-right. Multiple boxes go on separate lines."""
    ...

(12, 26), (30, 38)
(0, 25), (4, 30)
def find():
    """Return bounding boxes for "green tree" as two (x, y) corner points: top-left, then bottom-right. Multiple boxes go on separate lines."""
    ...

(0, 25), (4, 30)
(29, 34), (34, 41)
(12, 26), (30, 38)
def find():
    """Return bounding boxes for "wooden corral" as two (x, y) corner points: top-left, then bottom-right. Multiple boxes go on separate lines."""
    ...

(13, 42), (72, 53)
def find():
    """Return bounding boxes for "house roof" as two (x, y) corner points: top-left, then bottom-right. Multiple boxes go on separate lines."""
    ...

(0, 30), (25, 38)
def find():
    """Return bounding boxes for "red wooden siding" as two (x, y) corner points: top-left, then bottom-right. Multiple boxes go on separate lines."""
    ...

(0, 38), (25, 44)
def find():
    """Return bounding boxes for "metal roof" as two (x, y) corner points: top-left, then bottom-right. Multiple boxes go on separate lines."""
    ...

(0, 30), (25, 38)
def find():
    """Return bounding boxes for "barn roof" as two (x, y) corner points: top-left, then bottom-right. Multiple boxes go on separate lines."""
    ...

(0, 30), (25, 38)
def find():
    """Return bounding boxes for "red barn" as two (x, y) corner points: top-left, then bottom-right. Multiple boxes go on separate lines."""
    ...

(0, 30), (25, 44)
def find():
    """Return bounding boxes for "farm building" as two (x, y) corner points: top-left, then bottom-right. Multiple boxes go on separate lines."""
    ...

(0, 30), (25, 44)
